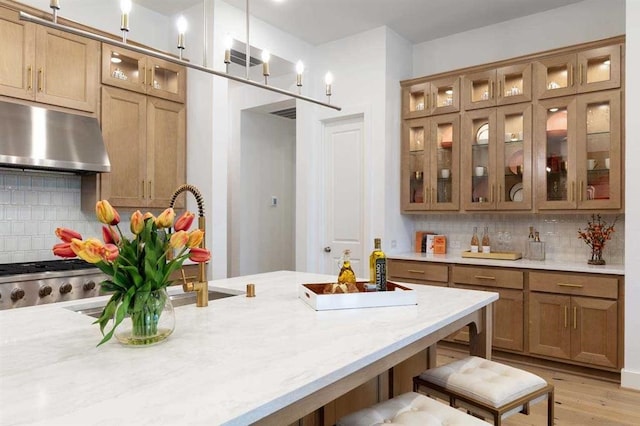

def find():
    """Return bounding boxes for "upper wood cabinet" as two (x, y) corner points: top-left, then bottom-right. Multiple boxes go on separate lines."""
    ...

(462, 63), (532, 110)
(402, 113), (460, 212)
(534, 45), (621, 99)
(0, 6), (99, 112)
(402, 76), (460, 118)
(534, 90), (621, 210)
(102, 44), (186, 103)
(98, 86), (186, 209)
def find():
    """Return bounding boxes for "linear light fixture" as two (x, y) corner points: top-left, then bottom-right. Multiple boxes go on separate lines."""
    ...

(22, 2), (341, 111)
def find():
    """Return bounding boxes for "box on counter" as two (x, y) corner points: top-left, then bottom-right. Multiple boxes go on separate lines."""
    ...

(425, 234), (447, 254)
(415, 231), (435, 253)
(298, 281), (417, 311)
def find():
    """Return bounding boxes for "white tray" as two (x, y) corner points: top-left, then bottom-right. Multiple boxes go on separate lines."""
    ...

(298, 281), (417, 311)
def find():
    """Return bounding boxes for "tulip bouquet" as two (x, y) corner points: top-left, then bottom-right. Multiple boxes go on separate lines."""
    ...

(53, 200), (210, 346)
(577, 214), (616, 265)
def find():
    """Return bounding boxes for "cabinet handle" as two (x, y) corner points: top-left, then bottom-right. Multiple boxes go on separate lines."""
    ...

(490, 184), (495, 203)
(571, 181), (575, 202)
(432, 187), (435, 204)
(149, 68), (154, 87)
(474, 275), (496, 280)
(490, 81), (494, 99)
(142, 180), (145, 198)
(557, 282), (583, 288)
(143, 66), (147, 85)
(578, 63), (584, 85)
(27, 65), (33, 91)
(498, 80), (502, 98)
(573, 306), (577, 329)
(579, 180), (584, 201)
(426, 93), (430, 110)
(569, 64), (574, 87)
(564, 305), (568, 328)
(407, 269), (425, 274)
(37, 68), (44, 92)
(148, 180), (152, 199)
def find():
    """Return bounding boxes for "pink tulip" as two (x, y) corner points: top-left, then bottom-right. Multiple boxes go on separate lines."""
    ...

(188, 247), (211, 263)
(174, 211), (195, 232)
(101, 226), (120, 244)
(53, 242), (76, 258)
(102, 244), (119, 262)
(55, 227), (82, 243)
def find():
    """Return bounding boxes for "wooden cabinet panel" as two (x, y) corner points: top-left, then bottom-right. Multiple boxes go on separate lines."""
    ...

(402, 76), (460, 118)
(451, 265), (523, 289)
(571, 296), (617, 368)
(529, 292), (572, 360)
(0, 6), (99, 112)
(388, 259), (448, 283)
(529, 271), (618, 299)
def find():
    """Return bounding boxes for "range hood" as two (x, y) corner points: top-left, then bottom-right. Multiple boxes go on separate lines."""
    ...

(0, 101), (110, 174)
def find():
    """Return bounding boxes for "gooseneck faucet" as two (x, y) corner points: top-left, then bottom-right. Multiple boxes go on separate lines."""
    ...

(170, 184), (208, 307)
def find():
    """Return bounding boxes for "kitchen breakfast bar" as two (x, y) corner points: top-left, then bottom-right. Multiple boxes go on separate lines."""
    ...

(0, 271), (497, 425)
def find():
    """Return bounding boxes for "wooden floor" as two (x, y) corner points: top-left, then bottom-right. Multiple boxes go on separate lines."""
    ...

(438, 349), (640, 426)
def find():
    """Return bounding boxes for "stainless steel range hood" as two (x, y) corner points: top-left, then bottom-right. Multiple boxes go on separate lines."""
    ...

(0, 101), (110, 174)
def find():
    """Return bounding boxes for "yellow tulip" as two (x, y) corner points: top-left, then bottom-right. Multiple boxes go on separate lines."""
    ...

(72, 238), (104, 264)
(95, 200), (118, 225)
(130, 210), (145, 235)
(143, 212), (155, 221)
(155, 208), (175, 229)
(169, 230), (189, 249)
(187, 229), (204, 248)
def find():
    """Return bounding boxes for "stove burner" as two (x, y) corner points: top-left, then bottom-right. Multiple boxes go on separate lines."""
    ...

(0, 259), (95, 277)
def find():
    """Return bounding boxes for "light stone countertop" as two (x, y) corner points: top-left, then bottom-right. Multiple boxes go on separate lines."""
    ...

(0, 270), (498, 426)
(389, 252), (625, 275)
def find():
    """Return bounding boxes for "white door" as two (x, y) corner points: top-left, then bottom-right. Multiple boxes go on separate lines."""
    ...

(321, 115), (366, 278)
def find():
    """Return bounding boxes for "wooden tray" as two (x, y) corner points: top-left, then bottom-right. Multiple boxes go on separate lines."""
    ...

(298, 281), (417, 311)
(461, 251), (522, 260)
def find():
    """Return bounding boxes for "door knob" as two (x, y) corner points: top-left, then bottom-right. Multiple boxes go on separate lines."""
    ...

(324, 246), (331, 253)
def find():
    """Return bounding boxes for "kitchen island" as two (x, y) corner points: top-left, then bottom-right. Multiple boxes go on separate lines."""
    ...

(0, 271), (497, 425)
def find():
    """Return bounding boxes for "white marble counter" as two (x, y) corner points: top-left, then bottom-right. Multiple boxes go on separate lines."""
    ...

(0, 271), (497, 426)
(389, 252), (625, 275)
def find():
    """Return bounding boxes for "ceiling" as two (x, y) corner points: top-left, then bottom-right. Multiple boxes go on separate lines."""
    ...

(134, 0), (584, 45)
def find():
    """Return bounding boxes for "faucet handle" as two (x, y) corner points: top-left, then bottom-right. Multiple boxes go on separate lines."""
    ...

(180, 268), (193, 292)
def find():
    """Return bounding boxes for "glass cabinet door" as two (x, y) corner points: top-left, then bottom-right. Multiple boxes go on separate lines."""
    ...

(576, 45), (621, 93)
(576, 91), (621, 209)
(535, 97), (577, 209)
(402, 83), (428, 118)
(429, 76), (460, 116)
(102, 44), (146, 93)
(463, 70), (496, 110)
(146, 57), (186, 103)
(496, 104), (532, 210)
(534, 54), (576, 99)
(429, 114), (460, 210)
(462, 109), (496, 210)
(402, 118), (428, 210)
(496, 63), (532, 106)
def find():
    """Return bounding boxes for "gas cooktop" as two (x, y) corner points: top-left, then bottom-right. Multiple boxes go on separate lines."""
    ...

(0, 259), (96, 277)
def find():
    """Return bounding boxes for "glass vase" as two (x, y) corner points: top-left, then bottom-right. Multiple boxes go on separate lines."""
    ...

(588, 246), (606, 265)
(115, 288), (175, 346)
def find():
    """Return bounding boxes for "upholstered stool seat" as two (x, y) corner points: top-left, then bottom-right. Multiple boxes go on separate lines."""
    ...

(336, 391), (491, 425)
(413, 356), (554, 425)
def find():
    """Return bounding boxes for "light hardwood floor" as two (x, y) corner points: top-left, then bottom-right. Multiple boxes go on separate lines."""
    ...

(438, 349), (640, 425)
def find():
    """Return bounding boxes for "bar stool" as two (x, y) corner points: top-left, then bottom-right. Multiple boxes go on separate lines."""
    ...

(336, 391), (491, 425)
(413, 356), (554, 425)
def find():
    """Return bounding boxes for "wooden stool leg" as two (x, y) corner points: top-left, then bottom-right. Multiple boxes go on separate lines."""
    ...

(494, 412), (501, 426)
(548, 389), (555, 426)
(521, 401), (530, 415)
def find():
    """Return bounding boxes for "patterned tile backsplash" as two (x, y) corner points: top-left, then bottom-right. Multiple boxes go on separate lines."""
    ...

(0, 170), (626, 265)
(412, 212), (624, 264)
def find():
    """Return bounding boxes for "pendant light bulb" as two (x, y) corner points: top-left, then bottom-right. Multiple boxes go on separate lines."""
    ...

(177, 16), (188, 35)
(296, 60), (304, 75)
(261, 50), (271, 64)
(324, 72), (333, 86)
(224, 34), (233, 50)
(261, 50), (271, 79)
(120, 0), (132, 14)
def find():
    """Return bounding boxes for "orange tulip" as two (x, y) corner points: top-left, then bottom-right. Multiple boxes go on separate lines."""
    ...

(55, 227), (82, 243)
(102, 243), (119, 262)
(72, 238), (104, 264)
(155, 208), (175, 229)
(101, 226), (120, 244)
(188, 247), (211, 263)
(174, 211), (195, 232)
(169, 230), (189, 249)
(96, 200), (118, 225)
(130, 210), (145, 235)
(187, 229), (204, 248)
(53, 242), (76, 258)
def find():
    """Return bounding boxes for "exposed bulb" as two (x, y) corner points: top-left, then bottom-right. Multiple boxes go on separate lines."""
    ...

(261, 50), (271, 64)
(120, 0), (132, 14)
(324, 72), (333, 85)
(224, 34), (233, 50)
(296, 60), (304, 75)
(176, 16), (188, 35)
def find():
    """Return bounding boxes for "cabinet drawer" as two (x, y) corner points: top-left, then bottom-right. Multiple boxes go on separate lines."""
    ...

(388, 260), (448, 283)
(529, 271), (618, 299)
(451, 265), (523, 289)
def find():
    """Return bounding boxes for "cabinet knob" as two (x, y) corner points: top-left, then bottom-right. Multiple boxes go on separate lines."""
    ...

(324, 246), (331, 253)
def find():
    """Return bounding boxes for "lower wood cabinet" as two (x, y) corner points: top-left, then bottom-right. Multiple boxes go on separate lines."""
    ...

(529, 271), (620, 369)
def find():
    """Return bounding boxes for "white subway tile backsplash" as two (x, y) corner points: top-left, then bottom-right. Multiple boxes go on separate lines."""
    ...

(4, 175), (18, 189)
(11, 222), (25, 235)
(5, 206), (16, 220)
(18, 236), (30, 251)
(0, 190), (10, 204)
(38, 191), (51, 205)
(0, 223), (9, 236)
(11, 190), (24, 205)
(5, 237), (17, 251)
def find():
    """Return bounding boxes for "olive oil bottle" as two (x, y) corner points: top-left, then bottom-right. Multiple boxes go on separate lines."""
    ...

(337, 249), (357, 285)
(369, 238), (387, 291)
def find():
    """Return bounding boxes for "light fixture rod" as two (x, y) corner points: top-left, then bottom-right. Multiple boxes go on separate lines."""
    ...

(245, 0), (250, 80)
(18, 11), (341, 111)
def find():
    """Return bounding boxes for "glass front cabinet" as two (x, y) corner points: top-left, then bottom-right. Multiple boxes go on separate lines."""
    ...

(462, 63), (532, 110)
(461, 105), (532, 211)
(402, 77), (460, 118)
(535, 90), (621, 210)
(402, 114), (460, 211)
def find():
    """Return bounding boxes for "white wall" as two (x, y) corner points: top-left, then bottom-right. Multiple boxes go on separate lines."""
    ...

(623, 0), (640, 390)
(238, 111), (295, 275)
